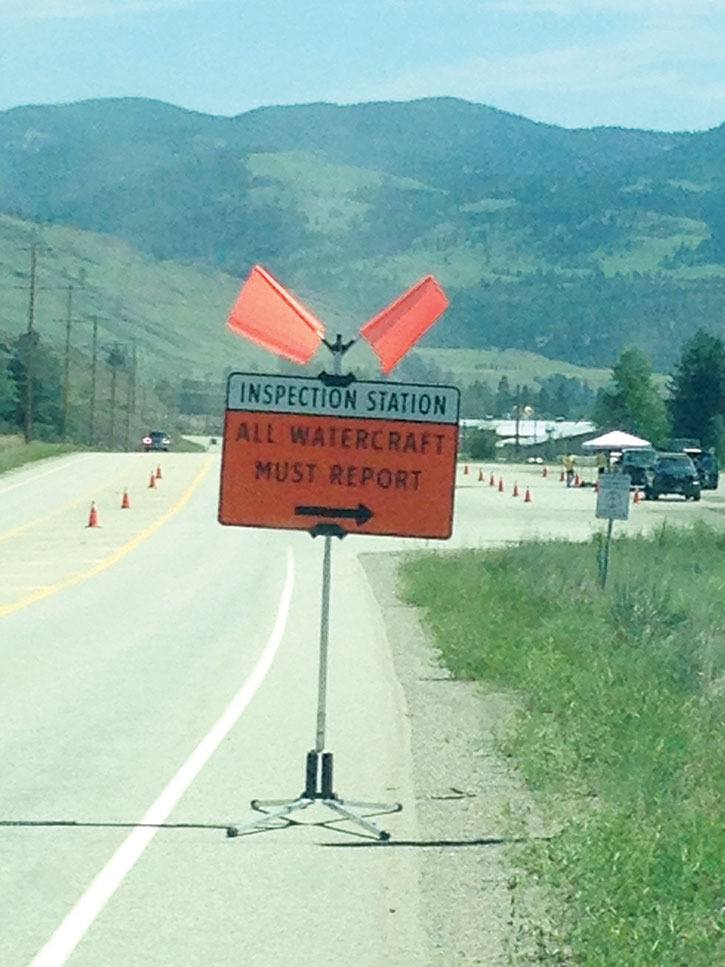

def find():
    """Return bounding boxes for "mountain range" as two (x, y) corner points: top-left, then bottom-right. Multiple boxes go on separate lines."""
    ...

(1, 95), (724, 374)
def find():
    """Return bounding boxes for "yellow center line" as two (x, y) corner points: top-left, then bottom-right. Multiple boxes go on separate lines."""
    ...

(0, 465), (137, 546)
(0, 457), (214, 620)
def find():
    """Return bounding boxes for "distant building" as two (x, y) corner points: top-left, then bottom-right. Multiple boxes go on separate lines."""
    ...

(460, 418), (597, 458)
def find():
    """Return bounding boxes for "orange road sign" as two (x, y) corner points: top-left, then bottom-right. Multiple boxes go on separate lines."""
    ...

(219, 373), (460, 538)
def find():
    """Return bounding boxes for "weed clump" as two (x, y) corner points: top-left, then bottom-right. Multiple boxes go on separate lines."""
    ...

(401, 526), (725, 965)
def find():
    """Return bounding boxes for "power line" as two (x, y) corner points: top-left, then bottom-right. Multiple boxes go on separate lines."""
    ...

(24, 244), (37, 444)
(0, 283), (233, 307)
(124, 338), (137, 452)
(0, 283), (75, 291)
(89, 316), (98, 447)
(62, 285), (72, 440)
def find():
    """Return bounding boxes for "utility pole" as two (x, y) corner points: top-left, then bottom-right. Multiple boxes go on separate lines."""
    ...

(89, 316), (98, 447)
(132, 340), (137, 413)
(24, 244), (37, 444)
(110, 366), (117, 450)
(108, 342), (125, 450)
(514, 383), (521, 456)
(124, 338), (137, 452)
(62, 285), (73, 439)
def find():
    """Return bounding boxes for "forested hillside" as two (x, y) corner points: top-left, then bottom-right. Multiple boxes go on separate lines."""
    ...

(1, 96), (724, 369)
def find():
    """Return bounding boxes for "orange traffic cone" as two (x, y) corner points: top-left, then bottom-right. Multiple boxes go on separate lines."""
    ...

(559, 469), (565, 482)
(524, 487), (532, 503)
(542, 466), (548, 478)
(148, 472), (156, 489)
(574, 473), (581, 487)
(86, 501), (99, 528)
(121, 488), (131, 509)
(489, 473), (495, 487)
(478, 469), (484, 482)
(512, 481), (520, 497)
(155, 464), (162, 480)
(498, 477), (504, 493)
(633, 487), (641, 504)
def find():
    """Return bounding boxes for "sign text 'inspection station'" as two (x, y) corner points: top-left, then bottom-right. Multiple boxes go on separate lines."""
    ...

(219, 373), (460, 538)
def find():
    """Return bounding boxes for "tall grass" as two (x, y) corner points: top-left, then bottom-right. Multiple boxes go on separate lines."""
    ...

(0, 439), (78, 476)
(400, 524), (724, 964)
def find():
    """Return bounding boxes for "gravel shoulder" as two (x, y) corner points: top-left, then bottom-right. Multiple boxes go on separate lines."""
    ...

(360, 551), (551, 965)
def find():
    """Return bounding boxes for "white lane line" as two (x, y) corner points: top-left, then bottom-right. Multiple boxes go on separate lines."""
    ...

(0, 455), (94, 496)
(30, 547), (295, 967)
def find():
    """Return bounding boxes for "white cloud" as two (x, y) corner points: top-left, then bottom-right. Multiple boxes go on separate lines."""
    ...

(0, 0), (204, 19)
(351, 17), (725, 129)
(491, 0), (722, 14)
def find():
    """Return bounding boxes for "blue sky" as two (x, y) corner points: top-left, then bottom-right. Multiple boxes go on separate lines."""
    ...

(1, 0), (724, 131)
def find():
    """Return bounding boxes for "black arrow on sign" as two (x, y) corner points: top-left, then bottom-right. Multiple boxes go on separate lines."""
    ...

(295, 503), (374, 526)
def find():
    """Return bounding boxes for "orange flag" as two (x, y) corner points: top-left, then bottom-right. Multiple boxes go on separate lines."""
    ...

(360, 275), (449, 374)
(227, 265), (325, 364)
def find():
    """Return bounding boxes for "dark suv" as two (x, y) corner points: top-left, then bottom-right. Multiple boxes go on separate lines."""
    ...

(142, 431), (170, 452)
(620, 448), (657, 487)
(644, 453), (701, 501)
(695, 450), (719, 490)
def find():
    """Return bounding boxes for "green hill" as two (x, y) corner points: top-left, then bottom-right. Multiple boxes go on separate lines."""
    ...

(1, 96), (724, 369)
(0, 213), (257, 378)
(0, 212), (617, 408)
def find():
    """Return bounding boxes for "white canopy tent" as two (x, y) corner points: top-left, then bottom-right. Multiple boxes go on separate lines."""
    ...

(581, 430), (652, 451)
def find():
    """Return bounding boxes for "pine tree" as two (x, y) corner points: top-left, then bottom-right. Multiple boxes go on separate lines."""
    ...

(593, 347), (670, 445)
(495, 376), (512, 417)
(668, 329), (725, 449)
(9, 333), (63, 438)
(0, 351), (16, 425)
(106, 343), (127, 450)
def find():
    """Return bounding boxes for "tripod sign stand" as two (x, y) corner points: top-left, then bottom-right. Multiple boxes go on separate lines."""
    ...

(226, 337), (402, 840)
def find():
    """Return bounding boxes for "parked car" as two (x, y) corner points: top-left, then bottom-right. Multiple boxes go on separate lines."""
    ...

(665, 437), (701, 452)
(644, 453), (701, 501)
(695, 450), (720, 490)
(142, 430), (171, 452)
(619, 448), (657, 487)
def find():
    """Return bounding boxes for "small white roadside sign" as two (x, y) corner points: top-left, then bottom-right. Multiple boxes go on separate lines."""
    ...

(596, 473), (631, 521)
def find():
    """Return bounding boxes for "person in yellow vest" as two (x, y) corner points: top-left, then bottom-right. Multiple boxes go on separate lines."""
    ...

(595, 451), (608, 476)
(563, 454), (575, 487)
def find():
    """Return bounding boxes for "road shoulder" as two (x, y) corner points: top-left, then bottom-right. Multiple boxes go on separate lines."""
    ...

(360, 550), (548, 965)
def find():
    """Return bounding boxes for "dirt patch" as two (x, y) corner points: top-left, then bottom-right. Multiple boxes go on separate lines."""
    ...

(360, 552), (551, 965)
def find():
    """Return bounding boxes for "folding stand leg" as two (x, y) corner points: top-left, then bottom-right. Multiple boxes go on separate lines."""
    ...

(226, 798), (313, 838)
(226, 751), (318, 838)
(322, 799), (393, 840)
(335, 799), (401, 812)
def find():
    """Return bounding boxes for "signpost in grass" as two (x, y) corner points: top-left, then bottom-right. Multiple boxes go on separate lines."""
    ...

(595, 472), (631, 589)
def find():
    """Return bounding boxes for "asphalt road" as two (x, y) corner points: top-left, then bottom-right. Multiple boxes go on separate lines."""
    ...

(1, 453), (721, 965)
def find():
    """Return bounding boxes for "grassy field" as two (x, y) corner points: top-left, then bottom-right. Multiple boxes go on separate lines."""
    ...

(416, 346), (613, 389)
(172, 436), (206, 453)
(0, 437), (79, 475)
(0, 433), (204, 469)
(0, 213), (269, 381)
(400, 526), (724, 965)
(0, 213), (615, 391)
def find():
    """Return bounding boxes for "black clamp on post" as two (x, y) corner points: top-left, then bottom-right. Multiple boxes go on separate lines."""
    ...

(309, 523), (347, 539)
(318, 334), (356, 387)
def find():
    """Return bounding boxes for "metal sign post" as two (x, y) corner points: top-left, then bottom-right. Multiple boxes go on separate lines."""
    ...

(595, 472), (631, 589)
(224, 337), (460, 840)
